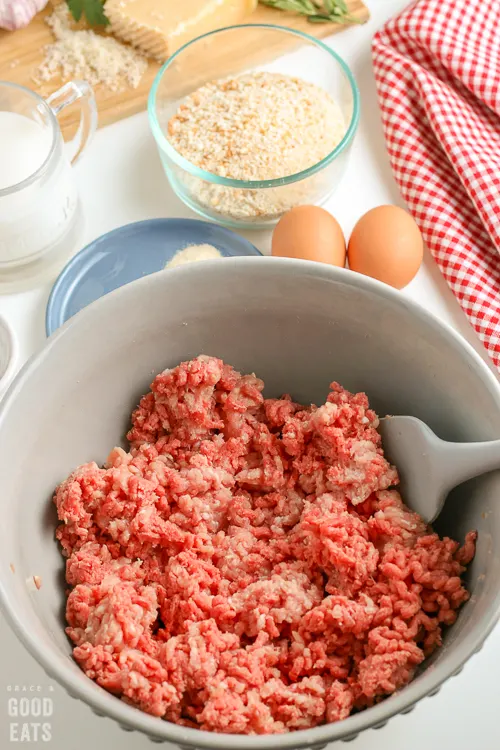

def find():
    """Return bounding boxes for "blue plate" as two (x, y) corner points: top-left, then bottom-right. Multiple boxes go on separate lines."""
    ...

(46, 218), (262, 336)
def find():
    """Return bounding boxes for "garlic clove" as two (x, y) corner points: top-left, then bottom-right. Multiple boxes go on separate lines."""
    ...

(0, 0), (49, 31)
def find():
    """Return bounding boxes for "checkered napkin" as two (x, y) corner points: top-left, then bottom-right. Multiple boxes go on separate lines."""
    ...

(372, 0), (500, 368)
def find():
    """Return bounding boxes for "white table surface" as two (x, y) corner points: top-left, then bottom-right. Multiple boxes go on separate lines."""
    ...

(1, 1), (499, 747)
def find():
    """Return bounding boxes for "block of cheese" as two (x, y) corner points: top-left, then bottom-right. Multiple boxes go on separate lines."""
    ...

(106, 0), (258, 62)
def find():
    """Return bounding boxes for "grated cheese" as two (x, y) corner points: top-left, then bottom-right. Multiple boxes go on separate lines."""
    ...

(35, 4), (148, 92)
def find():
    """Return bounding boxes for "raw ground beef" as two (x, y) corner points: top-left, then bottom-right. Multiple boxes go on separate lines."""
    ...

(54, 356), (476, 734)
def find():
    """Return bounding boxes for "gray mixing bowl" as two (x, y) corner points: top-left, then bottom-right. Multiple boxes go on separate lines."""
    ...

(1, 258), (500, 747)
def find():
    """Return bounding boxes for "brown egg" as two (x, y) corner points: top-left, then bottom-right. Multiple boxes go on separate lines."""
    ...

(347, 205), (424, 289)
(272, 206), (346, 267)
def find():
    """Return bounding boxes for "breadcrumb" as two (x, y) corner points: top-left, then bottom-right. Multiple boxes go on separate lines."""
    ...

(36, 4), (147, 92)
(166, 72), (346, 221)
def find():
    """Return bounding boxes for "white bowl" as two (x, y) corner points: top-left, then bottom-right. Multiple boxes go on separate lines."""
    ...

(0, 259), (499, 748)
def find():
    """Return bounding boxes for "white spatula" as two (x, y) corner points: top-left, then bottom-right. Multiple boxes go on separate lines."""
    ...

(379, 415), (500, 523)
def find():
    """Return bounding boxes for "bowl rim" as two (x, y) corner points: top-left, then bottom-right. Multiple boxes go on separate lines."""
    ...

(1, 257), (500, 747)
(0, 313), (18, 395)
(147, 23), (360, 189)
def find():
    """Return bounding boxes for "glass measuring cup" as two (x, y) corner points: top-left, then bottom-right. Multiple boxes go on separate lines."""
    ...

(0, 80), (97, 292)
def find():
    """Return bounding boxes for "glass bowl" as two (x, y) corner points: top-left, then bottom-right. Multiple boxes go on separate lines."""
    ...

(148, 24), (360, 229)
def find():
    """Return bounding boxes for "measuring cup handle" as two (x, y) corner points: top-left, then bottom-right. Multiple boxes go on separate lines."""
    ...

(46, 81), (98, 166)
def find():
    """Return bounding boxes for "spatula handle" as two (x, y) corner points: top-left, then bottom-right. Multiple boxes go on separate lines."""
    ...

(439, 438), (500, 491)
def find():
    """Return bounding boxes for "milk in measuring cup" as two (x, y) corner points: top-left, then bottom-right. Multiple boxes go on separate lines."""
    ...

(0, 111), (80, 269)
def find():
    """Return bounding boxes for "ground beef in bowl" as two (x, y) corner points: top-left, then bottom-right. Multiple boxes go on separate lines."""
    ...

(54, 355), (476, 734)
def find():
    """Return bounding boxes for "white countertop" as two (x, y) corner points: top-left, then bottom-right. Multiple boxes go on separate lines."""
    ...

(1, 1), (499, 747)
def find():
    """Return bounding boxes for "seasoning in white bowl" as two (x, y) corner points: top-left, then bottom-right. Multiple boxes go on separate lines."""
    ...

(166, 71), (346, 221)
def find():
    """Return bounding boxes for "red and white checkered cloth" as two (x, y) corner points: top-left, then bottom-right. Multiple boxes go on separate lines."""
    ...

(372, 0), (500, 368)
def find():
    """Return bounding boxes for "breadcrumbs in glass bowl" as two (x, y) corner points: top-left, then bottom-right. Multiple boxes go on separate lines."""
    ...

(148, 25), (359, 228)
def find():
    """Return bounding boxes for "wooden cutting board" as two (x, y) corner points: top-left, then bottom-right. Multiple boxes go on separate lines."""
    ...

(0, 2), (369, 139)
